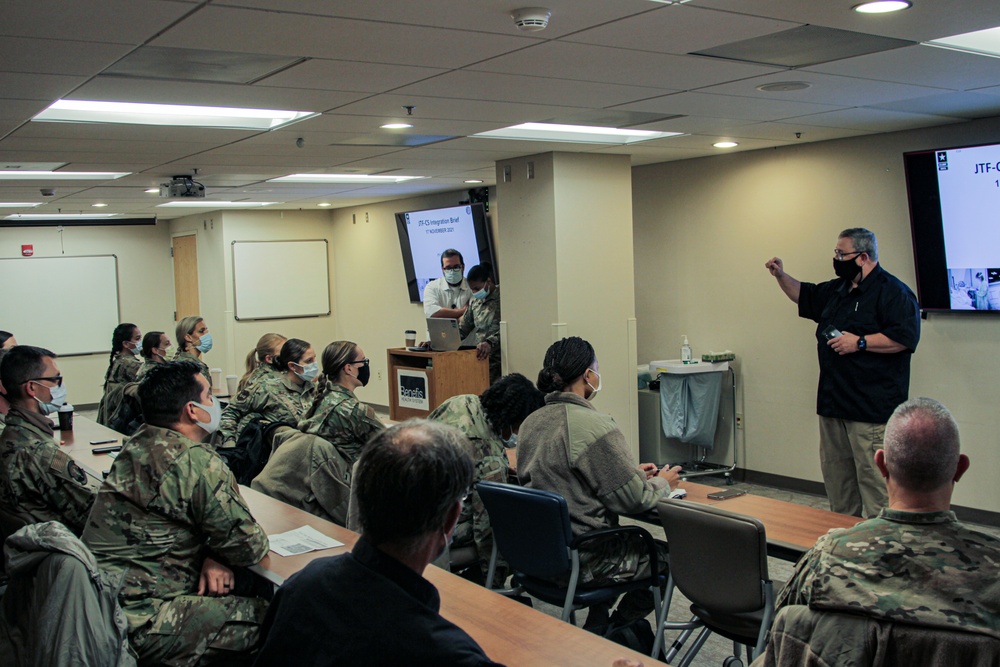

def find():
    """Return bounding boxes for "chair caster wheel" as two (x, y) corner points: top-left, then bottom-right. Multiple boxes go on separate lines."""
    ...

(723, 657), (743, 667)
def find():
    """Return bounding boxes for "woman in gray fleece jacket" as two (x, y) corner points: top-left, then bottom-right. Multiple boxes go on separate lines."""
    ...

(517, 336), (681, 627)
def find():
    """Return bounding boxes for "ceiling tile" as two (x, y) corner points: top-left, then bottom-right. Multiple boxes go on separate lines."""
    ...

(700, 70), (948, 106)
(612, 91), (844, 122)
(791, 107), (965, 132)
(258, 58), (448, 93)
(806, 44), (1000, 91)
(1, 0), (197, 44)
(0, 37), (134, 76)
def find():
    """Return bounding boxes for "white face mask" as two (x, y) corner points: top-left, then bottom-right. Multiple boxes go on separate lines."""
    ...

(130, 340), (142, 356)
(585, 369), (602, 400)
(293, 361), (320, 382)
(34, 381), (68, 415)
(189, 396), (222, 435)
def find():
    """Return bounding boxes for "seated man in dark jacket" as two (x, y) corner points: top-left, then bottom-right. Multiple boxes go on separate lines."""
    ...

(254, 420), (504, 667)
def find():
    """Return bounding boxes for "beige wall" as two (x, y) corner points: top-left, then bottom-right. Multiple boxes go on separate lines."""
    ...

(0, 222), (175, 405)
(632, 115), (1000, 513)
(498, 152), (639, 450)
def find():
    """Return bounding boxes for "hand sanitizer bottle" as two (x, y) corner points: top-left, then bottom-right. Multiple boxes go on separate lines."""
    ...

(681, 335), (692, 364)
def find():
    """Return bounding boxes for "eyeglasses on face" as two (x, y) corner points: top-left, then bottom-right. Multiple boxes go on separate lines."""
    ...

(833, 250), (862, 261)
(27, 375), (63, 387)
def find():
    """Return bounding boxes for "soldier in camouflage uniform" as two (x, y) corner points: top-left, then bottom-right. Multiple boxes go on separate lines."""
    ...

(219, 339), (317, 448)
(173, 315), (213, 386)
(83, 360), (270, 666)
(459, 263), (502, 384)
(0, 347), (9, 437)
(299, 341), (385, 464)
(236, 333), (287, 394)
(97, 323), (142, 425)
(772, 397), (1000, 656)
(427, 373), (545, 581)
(0, 345), (95, 534)
(135, 330), (171, 380)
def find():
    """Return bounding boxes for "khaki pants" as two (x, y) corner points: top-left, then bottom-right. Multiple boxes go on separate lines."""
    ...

(818, 417), (888, 518)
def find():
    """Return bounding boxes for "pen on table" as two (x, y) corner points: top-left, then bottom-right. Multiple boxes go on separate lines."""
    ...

(90, 439), (118, 445)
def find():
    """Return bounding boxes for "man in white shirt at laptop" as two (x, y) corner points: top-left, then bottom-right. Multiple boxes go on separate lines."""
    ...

(423, 248), (473, 319)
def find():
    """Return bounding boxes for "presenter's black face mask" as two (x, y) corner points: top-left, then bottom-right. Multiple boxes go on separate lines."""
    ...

(833, 257), (862, 282)
(356, 362), (371, 387)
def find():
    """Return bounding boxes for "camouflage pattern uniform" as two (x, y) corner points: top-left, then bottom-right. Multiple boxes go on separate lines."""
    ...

(459, 285), (502, 384)
(135, 359), (159, 380)
(777, 507), (1000, 638)
(219, 373), (315, 448)
(83, 424), (270, 666)
(172, 349), (212, 386)
(299, 381), (385, 464)
(0, 406), (95, 535)
(98, 352), (142, 424)
(238, 363), (279, 395)
(428, 393), (509, 580)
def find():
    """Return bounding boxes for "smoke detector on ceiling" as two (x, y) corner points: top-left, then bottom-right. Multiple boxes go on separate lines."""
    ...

(511, 7), (551, 32)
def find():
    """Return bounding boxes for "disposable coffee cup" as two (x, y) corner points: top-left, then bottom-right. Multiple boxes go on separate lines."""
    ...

(57, 403), (74, 431)
(405, 330), (417, 347)
(226, 374), (239, 397)
(210, 367), (223, 389)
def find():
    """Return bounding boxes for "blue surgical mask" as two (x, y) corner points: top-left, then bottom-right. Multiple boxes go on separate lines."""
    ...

(189, 396), (222, 435)
(130, 340), (142, 356)
(294, 361), (319, 383)
(503, 432), (518, 448)
(472, 286), (489, 300)
(195, 332), (213, 354)
(34, 382), (68, 415)
(443, 268), (463, 285)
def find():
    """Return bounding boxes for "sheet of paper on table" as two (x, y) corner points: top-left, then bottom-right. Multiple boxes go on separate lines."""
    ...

(268, 524), (345, 557)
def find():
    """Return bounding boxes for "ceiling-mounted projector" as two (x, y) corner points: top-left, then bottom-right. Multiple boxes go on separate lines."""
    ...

(160, 175), (205, 198)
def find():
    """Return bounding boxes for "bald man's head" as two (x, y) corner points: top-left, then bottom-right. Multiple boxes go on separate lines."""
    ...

(883, 398), (960, 493)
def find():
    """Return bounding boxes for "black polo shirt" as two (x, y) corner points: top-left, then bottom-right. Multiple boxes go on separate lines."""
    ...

(798, 264), (920, 424)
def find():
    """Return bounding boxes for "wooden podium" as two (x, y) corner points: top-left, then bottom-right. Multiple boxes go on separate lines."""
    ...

(387, 348), (489, 421)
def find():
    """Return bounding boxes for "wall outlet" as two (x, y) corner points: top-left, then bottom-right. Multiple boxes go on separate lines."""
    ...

(735, 413), (744, 430)
(377, 370), (383, 381)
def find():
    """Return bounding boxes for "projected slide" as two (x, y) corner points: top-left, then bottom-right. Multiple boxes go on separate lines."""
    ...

(936, 145), (1000, 310)
(403, 205), (481, 301)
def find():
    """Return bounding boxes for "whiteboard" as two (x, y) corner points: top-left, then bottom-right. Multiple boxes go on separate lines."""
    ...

(0, 255), (119, 356)
(232, 240), (331, 320)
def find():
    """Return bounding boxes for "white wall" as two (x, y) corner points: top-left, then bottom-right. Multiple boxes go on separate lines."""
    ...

(632, 116), (1000, 514)
(0, 221), (175, 405)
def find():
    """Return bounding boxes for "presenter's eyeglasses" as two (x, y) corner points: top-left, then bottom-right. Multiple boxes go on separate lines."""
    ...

(26, 375), (63, 387)
(833, 250), (862, 261)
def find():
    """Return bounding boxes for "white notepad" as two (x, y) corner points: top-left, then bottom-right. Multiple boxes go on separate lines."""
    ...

(268, 525), (345, 557)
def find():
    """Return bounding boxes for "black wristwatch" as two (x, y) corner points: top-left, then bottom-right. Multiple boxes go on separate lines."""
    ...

(857, 336), (867, 351)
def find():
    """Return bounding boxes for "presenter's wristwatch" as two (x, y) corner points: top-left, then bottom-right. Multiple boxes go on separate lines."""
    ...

(857, 336), (867, 351)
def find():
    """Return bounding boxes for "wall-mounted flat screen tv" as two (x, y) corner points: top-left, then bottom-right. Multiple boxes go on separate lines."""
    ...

(395, 203), (496, 303)
(903, 140), (1000, 313)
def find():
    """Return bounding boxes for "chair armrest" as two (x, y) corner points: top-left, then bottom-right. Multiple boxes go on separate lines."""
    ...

(570, 525), (662, 583)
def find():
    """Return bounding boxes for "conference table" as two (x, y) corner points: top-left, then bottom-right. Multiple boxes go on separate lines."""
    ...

(54, 414), (125, 482)
(241, 485), (666, 667)
(644, 480), (860, 561)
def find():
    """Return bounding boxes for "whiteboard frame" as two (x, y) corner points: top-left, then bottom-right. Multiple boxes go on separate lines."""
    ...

(0, 254), (120, 357)
(231, 240), (331, 321)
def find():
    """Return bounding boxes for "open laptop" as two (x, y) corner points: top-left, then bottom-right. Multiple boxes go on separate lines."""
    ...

(426, 318), (476, 351)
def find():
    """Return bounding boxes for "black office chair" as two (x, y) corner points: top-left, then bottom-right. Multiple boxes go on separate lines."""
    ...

(477, 480), (664, 626)
(652, 498), (776, 667)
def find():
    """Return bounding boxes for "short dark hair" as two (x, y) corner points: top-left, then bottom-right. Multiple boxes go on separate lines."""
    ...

(0, 331), (13, 347)
(441, 248), (464, 266)
(466, 262), (494, 284)
(138, 360), (205, 428)
(140, 331), (165, 359)
(355, 420), (473, 552)
(537, 336), (596, 394)
(277, 338), (311, 370)
(479, 373), (544, 434)
(1, 345), (56, 401)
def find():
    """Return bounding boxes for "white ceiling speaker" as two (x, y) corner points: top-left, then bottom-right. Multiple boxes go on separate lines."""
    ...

(511, 7), (551, 32)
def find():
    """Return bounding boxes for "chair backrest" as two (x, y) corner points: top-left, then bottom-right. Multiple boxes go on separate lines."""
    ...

(657, 498), (768, 614)
(477, 481), (574, 581)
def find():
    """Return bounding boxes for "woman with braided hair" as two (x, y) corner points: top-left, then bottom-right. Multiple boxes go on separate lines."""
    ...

(96, 322), (141, 425)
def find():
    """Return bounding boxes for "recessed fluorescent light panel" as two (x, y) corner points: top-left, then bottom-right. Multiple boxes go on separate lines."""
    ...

(268, 174), (425, 183)
(0, 203), (42, 208)
(473, 123), (682, 144)
(157, 201), (282, 208)
(33, 100), (317, 130)
(713, 141), (739, 148)
(380, 123), (413, 129)
(0, 170), (130, 180)
(926, 26), (1000, 58)
(853, 1), (911, 13)
(4, 213), (120, 220)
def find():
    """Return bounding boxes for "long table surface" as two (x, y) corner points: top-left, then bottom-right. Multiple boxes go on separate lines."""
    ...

(54, 414), (126, 481)
(652, 480), (860, 561)
(241, 485), (667, 667)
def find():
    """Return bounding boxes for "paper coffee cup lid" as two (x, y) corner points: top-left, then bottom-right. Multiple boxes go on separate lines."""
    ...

(59, 403), (74, 411)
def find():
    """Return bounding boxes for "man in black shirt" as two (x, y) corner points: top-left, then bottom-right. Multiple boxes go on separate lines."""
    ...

(765, 228), (920, 517)
(254, 420), (504, 667)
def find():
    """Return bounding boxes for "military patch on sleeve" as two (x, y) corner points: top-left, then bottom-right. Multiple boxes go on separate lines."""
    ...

(237, 389), (251, 401)
(67, 460), (88, 485)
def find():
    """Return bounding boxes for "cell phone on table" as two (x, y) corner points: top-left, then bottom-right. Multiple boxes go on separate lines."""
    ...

(707, 488), (747, 501)
(93, 445), (122, 454)
(821, 325), (842, 340)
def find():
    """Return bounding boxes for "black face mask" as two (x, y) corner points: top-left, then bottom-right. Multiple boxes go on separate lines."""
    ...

(833, 257), (862, 282)
(356, 363), (371, 387)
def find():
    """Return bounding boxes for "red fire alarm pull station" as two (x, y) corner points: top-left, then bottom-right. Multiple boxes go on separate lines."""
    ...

(21, 245), (33, 257)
